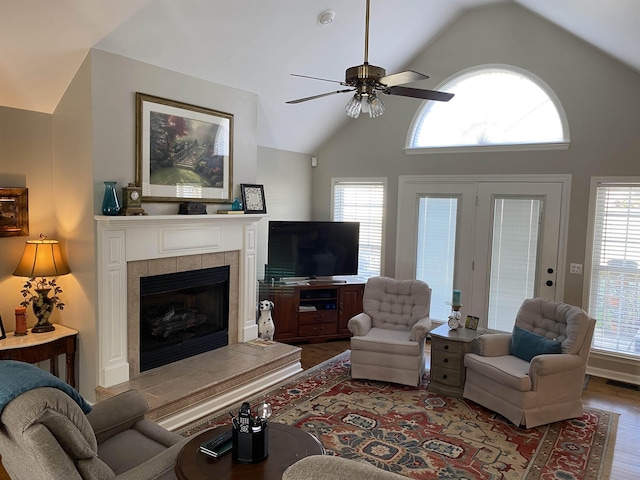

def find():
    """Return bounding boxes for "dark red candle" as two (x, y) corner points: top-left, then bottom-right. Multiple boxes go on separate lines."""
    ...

(14, 306), (27, 335)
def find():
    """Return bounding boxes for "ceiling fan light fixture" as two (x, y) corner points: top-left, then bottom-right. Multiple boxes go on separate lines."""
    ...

(345, 94), (362, 118)
(368, 94), (384, 118)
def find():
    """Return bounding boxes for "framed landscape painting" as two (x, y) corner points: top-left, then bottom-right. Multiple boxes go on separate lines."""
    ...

(136, 93), (233, 203)
(0, 187), (29, 237)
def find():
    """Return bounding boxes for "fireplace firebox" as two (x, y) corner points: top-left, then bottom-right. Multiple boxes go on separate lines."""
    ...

(139, 266), (230, 372)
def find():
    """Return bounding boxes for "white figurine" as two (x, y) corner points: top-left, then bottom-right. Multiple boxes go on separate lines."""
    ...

(258, 300), (276, 341)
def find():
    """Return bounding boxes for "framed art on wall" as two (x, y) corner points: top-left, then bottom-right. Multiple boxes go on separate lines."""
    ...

(241, 184), (267, 214)
(136, 93), (234, 203)
(0, 188), (29, 237)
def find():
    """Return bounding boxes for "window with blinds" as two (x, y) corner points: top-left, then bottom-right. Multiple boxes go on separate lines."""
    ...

(332, 180), (385, 278)
(588, 183), (640, 357)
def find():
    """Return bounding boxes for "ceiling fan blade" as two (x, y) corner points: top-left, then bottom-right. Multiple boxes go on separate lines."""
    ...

(291, 73), (345, 85)
(286, 89), (354, 104)
(379, 70), (430, 87)
(387, 86), (454, 102)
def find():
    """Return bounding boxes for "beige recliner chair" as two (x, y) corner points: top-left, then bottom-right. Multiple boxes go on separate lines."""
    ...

(0, 386), (189, 480)
(347, 276), (432, 387)
(463, 298), (596, 428)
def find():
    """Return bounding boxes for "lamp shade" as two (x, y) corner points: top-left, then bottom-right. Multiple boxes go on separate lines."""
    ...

(13, 239), (71, 278)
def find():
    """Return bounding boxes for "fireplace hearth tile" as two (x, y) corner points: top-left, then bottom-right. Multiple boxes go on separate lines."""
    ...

(95, 341), (301, 425)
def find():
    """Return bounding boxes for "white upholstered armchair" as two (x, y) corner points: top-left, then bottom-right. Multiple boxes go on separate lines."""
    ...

(347, 276), (432, 387)
(463, 298), (596, 428)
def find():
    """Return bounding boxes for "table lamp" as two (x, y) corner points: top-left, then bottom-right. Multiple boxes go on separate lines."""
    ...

(13, 236), (70, 333)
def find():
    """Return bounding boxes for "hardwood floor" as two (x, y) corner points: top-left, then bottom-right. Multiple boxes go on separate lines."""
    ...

(2, 339), (638, 479)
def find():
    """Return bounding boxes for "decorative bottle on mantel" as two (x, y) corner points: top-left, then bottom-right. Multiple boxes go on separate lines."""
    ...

(102, 181), (121, 215)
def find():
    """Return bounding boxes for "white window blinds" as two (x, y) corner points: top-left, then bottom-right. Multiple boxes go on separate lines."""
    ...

(589, 183), (640, 356)
(333, 181), (384, 278)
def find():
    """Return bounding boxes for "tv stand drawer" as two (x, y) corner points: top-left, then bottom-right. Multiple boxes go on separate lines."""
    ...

(299, 311), (338, 325)
(298, 323), (338, 337)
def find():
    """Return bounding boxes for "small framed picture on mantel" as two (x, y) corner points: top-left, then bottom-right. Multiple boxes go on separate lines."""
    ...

(240, 184), (267, 214)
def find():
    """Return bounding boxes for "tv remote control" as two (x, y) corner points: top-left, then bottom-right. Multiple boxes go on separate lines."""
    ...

(200, 429), (233, 452)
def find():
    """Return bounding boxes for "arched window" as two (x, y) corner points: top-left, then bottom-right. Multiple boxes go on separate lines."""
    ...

(407, 65), (569, 152)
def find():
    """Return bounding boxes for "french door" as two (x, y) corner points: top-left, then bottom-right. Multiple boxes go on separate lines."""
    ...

(396, 175), (568, 329)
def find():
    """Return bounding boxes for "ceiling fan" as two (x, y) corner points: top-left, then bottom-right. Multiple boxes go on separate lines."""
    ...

(286, 0), (454, 118)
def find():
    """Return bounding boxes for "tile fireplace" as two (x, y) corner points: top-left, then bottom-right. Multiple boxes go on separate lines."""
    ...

(95, 214), (263, 389)
(139, 265), (230, 372)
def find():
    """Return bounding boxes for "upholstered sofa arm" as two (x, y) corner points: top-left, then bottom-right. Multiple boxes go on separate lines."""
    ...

(87, 390), (149, 444)
(410, 317), (432, 342)
(115, 438), (191, 480)
(282, 455), (407, 480)
(348, 313), (372, 337)
(472, 333), (512, 357)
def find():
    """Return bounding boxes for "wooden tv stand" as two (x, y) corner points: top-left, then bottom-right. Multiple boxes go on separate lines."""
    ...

(258, 279), (364, 343)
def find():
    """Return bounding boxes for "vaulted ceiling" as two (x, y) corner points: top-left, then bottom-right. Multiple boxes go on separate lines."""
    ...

(2, 0), (639, 154)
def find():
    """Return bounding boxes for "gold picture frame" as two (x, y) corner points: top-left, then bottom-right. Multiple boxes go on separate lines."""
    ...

(136, 93), (233, 203)
(465, 315), (480, 330)
(0, 187), (29, 237)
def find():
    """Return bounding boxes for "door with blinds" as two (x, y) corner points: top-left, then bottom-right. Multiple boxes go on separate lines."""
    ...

(397, 175), (568, 328)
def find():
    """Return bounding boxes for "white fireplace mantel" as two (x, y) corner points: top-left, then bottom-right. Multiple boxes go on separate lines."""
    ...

(95, 214), (264, 388)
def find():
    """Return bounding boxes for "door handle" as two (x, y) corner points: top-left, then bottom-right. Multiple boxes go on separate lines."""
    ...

(546, 280), (554, 286)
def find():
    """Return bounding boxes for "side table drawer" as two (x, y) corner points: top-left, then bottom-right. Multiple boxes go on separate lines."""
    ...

(431, 366), (462, 387)
(432, 352), (463, 370)
(432, 338), (465, 355)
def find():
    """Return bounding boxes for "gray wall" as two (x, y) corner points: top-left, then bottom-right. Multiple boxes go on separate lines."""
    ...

(0, 107), (55, 330)
(312, 2), (640, 308)
(90, 49), (259, 215)
(256, 146), (313, 280)
(0, 49), (310, 400)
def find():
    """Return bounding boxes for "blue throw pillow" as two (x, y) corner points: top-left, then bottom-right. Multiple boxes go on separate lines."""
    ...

(510, 326), (562, 362)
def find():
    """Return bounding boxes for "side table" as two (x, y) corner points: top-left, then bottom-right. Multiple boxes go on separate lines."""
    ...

(175, 422), (325, 480)
(429, 323), (483, 398)
(0, 324), (78, 388)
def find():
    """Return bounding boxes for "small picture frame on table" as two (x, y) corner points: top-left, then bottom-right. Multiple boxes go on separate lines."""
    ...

(465, 315), (480, 330)
(240, 184), (267, 214)
(0, 314), (6, 340)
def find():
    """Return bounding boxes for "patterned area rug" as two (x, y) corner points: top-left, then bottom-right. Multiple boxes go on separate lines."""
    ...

(178, 351), (618, 479)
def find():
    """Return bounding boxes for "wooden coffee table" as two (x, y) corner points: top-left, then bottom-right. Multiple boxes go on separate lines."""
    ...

(174, 422), (325, 480)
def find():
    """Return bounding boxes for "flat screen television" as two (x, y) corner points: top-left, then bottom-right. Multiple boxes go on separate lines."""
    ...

(266, 221), (360, 280)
